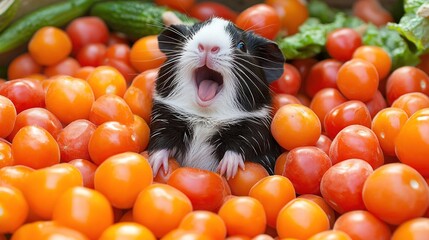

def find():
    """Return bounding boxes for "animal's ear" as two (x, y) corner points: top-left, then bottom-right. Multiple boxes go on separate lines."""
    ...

(254, 39), (285, 83)
(158, 24), (191, 56)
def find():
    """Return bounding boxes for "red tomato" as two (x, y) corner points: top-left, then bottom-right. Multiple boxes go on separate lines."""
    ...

(329, 125), (384, 169)
(324, 100), (372, 139)
(235, 4), (281, 40)
(0, 79), (44, 113)
(155, 0), (195, 12)
(326, 28), (362, 61)
(291, 58), (318, 80)
(57, 119), (96, 162)
(271, 93), (301, 115)
(167, 167), (228, 212)
(304, 59), (342, 98)
(365, 90), (387, 118)
(43, 57), (81, 77)
(269, 63), (301, 95)
(310, 88), (347, 127)
(315, 134), (332, 155)
(66, 16), (109, 54)
(391, 92), (429, 117)
(283, 146), (331, 195)
(353, 0), (394, 27)
(385, 66), (429, 104)
(7, 53), (42, 80)
(320, 159), (373, 213)
(68, 159), (97, 189)
(103, 58), (138, 84)
(76, 43), (107, 67)
(189, 2), (238, 21)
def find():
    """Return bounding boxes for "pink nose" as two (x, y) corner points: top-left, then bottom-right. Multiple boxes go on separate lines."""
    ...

(198, 43), (220, 54)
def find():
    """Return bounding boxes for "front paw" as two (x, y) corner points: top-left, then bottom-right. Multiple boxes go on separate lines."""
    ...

(149, 149), (170, 176)
(217, 151), (245, 180)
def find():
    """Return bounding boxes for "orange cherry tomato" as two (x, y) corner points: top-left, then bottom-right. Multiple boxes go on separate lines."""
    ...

(352, 45), (392, 80)
(227, 162), (269, 196)
(0, 141), (13, 168)
(0, 186), (28, 233)
(333, 210), (392, 240)
(28, 27), (72, 66)
(11, 126), (60, 169)
(161, 229), (212, 240)
(7, 53), (42, 80)
(87, 66), (127, 99)
(45, 76), (95, 124)
(0, 165), (33, 191)
(395, 108), (429, 177)
(89, 93), (134, 126)
(88, 121), (140, 165)
(249, 175), (296, 228)
(123, 86), (153, 124)
(218, 196), (267, 237)
(0, 95), (16, 139)
(43, 57), (81, 77)
(52, 186), (114, 240)
(391, 92), (429, 117)
(274, 152), (288, 175)
(11, 221), (89, 240)
(23, 163), (82, 220)
(308, 230), (352, 240)
(133, 183), (193, 238)
(235, 4), (281, 40)
(310, 88), (347, 128)
(265, 0), (309, 35)
(271, 104), (321, 150)
(178, 210), (227, 240)
(74, 66), (95, 80)
(130, 115), (150, 152)
(391, 218), (429, 240)
(94, 152), (153, 209)
(277, 198), (330, 239)
(57, 119), (96, 162)
(130, 35), (166, 73)
(363, 163), (429, 225)
(99, 222), (156, 240)
(298, 194), (336, 228)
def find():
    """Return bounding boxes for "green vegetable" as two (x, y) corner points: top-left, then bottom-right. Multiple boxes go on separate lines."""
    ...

(0, 0), (21, 33)
(0, 0), (96, 54)
(277, 13), (363, 59)
(308, 0), (338, 24)
(90, 1), (197, 40)
(388, 0), (429, 53)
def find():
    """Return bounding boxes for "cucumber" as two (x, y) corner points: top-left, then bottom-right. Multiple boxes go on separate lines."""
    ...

(0, 0), (21, 33)
(90, 1), (197, 40)
(0, 0), (97, 53)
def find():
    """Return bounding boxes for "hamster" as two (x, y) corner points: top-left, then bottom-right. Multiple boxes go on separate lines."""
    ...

(148, 17), (285, 179)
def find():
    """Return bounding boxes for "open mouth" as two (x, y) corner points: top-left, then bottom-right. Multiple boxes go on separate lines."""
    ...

(194, 66), (224, 103)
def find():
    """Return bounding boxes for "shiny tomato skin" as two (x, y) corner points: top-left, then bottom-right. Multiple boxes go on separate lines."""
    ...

(76, 43), (107, 67)
(235, 4), (281, 40)
(189, 2), (237, 21)
(0, 79), (44, 113)
(326, 28), (362, 61)
(66, 16), (109, 54)
(305, 59), (342, 98)
(270, 63), (301, 95)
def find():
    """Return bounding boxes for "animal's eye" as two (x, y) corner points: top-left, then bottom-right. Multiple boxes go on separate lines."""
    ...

(237, 41), (247, 52)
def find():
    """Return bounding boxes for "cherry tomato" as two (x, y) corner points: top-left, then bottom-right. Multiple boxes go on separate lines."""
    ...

(333, 210), (392, 240)
(235, 4), (281, 40)
(87, 65), (127, 99)
(363, 163), (429, 225)
(371, 107), (408, 157)
(88, 121), (140, 165)
(417, 53), (429, 75)
(94, 152), (153, 209)
(0, 78), (44, 113)
(315, 134), (332, 155)
(365, 90), (387, 118)
(0, 96), (16, 139)
(76, 43), (107, 67)
(395, 108), (429, 177)
(57, 119), (96, 162)
(66, 16), (109, 54)
(12, 221), (89, 240)
(7, 107), (62, 141)
(249, 175), (296, 228)
(52, 186), (114, 239)
(274, 151), (288, 175)
(218, 196), (266, 237)
(43, 57), (80, 77)
(324, 100), (372, 139)
(227, 162), (269, 196)
(271, 104), (321, 150)
(391, 92), (429, 117)
(23, 164), (82, 219)
(353, 0), (394, 27)
(321, 159), (373, 213)
(0, 186), (28, 233)
(283, 146), (331, 195)
(304, 59), (342, 98)
(168, 167), (228, 212)
(12, 126), (60, 169)
(155, 0), (195, 12)
(326, 28), (362, 61)
(130, 35), (166, 73)
(99, 222), (156, 240)
(189, 2), (238, 21)
(45, 76), (95, 124)
(352, 45), (392, 80)
(271, 93), (301, 115)
(308, 230), (352, 240)
(0, 165), (33, 192)
(7, 53), (42, 80)
(269, 63), (301, 95)
(103, 58), (138, 84)
(153, 158), (180, 183)
(310, 88), (347, 127)
(337, 59), (379, 102)
(291, 58), (318, 80)
(162, 229), (211, 240)
(179, 210), (227, 240)
(298, 194), (336, 228)
(130, 115), (150, 152)
(391, 218), (429, 240)
(265, 0), (309, 35)
(385, 66), (429, 104)
(0, 142), (13, 170)
(277, 198), (330, 239)
(73, 66), (95, 80)
(133, 183), (193, 238)
(68, 159), (97, 189)
(28, 27), (72, 66)
(329, 125), (384, 169)
(89, 93), (134, 126)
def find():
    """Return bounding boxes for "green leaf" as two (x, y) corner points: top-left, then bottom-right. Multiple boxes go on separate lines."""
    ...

(308, 0), (338, 23)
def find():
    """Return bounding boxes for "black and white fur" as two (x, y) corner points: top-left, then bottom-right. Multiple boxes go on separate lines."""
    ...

(148, 18), (285, 179)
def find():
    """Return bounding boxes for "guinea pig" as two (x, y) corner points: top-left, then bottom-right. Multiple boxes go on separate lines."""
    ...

(148, 17), (285, 179)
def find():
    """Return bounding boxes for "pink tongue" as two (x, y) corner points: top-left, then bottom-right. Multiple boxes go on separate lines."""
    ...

(198, 79), (219, 101)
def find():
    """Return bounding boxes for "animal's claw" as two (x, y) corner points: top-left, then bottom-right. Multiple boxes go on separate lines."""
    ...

(149, 149), (170, 176)
(217, 151), (245, 180)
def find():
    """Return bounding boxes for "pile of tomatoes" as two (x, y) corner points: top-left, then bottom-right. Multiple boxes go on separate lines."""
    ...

(1, 0), (429, 239)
